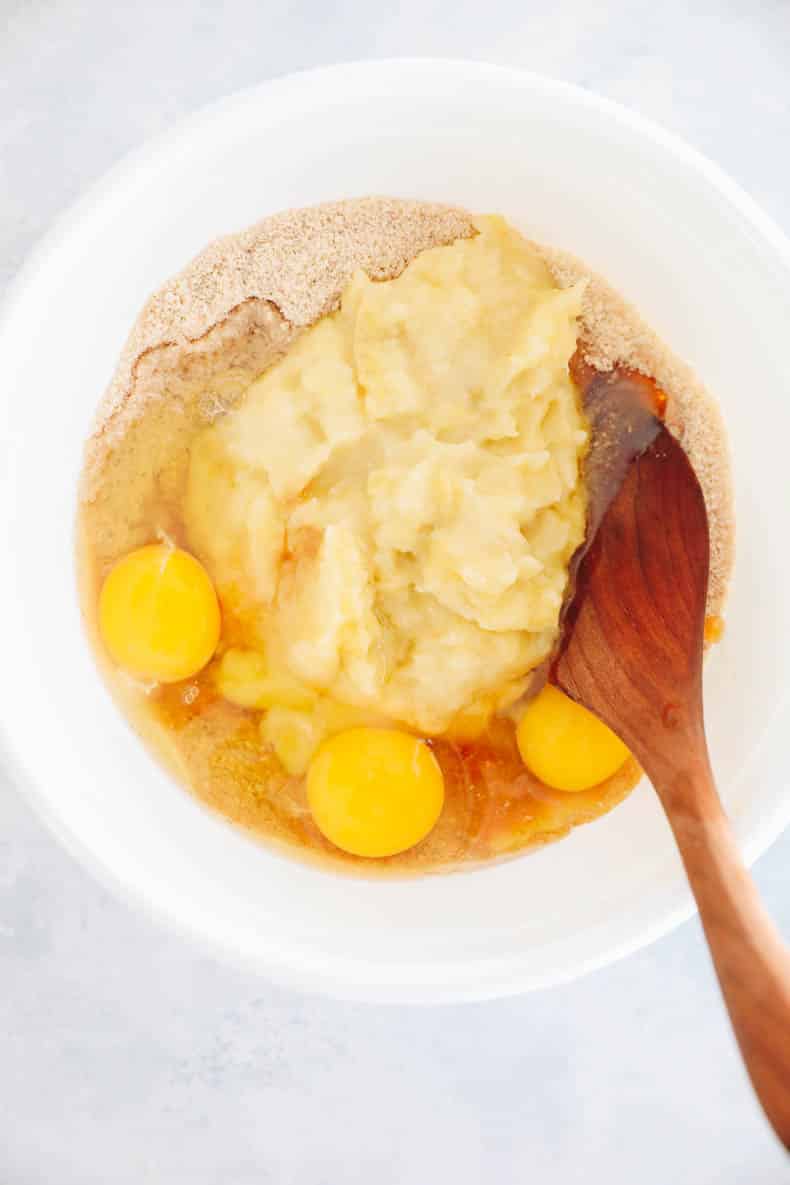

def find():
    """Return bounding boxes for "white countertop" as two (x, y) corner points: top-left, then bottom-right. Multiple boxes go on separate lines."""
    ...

(2, 2), (789, 1181)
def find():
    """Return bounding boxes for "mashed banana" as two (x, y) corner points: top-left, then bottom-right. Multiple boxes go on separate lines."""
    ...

(184, 217), (588, 733)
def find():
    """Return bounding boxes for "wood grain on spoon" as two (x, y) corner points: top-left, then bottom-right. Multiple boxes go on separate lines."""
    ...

(555, 359), (790, 1149)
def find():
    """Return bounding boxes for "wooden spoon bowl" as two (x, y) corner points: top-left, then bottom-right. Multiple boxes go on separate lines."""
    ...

(554, 375), (790, 1149)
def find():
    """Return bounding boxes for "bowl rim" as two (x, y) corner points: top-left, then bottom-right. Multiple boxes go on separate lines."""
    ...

(2, 57), (790, 1002)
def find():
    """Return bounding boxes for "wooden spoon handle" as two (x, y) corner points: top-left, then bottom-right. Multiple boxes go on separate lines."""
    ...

(654, 751), (790, 1148)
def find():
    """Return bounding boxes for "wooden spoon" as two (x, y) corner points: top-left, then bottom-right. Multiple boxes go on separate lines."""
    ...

(553, 365), (790, 1148)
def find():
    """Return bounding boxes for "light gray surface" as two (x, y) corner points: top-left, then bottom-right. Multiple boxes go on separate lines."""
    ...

(2, 1), (789, 1181)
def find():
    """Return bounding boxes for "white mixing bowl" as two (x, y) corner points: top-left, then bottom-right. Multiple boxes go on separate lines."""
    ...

(1, 60), (788, 1002)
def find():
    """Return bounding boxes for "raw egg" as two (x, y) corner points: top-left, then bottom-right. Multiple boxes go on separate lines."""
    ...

(306, 727), (444, 857)
(99, 544), (220, 683)
(516, 684), (630, 792)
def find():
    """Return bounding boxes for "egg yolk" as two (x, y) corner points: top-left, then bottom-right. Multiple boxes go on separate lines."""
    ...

(516, 684), (630, 792)
(306, 727), (444, 857)
(98, 544), (220, 683)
